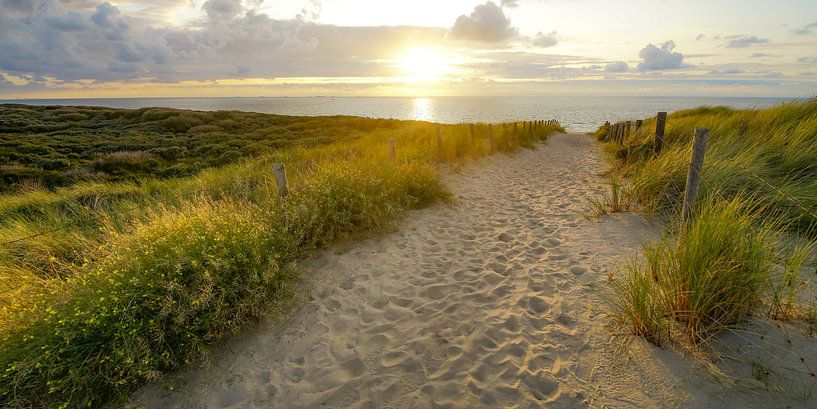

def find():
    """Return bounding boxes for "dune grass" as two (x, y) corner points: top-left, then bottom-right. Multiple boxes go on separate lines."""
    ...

(603, 101), (817, 235)
(602, 100), (817, 345)
(587, 176), (631, 217)
(0, 106), (562, 407)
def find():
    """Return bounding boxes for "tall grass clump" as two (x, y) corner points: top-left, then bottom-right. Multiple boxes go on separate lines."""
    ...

(588, 176), (631, 216)
(611, 198), (787, 343)
(0, 107), (562, 407)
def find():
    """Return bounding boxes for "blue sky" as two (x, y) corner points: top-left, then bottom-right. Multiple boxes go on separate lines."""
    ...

(1, 0), (816, 98)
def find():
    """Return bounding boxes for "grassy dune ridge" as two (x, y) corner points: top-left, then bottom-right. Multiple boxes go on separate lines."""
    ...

(0, 104), (398, 190)
(0, 105), (561, 407)
(599, 100), (817, 343)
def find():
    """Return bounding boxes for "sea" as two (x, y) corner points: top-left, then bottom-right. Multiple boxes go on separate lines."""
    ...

(1, 96), (798, 132)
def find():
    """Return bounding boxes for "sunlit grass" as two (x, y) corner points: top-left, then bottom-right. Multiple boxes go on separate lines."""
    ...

(603, 100), (817, 345)
(0, 107), (562, 407)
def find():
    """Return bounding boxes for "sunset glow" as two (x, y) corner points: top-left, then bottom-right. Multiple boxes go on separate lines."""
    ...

(0, 0), (816, 98)
(398, 49), (451, 82)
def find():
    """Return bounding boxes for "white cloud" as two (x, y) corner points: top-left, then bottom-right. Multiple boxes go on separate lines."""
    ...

(449, 1), (518, 43)
(532, 31), (558, 48)
(724, 35), (769, 48)
(605, 61), (629, 73)
(637, 41), (685, 71)
(792, 20), (817, 35)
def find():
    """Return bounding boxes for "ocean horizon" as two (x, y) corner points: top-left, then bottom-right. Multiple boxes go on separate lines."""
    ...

(1, 95), (797, 132)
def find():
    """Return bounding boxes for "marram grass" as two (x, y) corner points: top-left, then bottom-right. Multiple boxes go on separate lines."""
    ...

(600, 100), (817, 236)
(0, 107), (561, 407)
(603, 100), (817, 344)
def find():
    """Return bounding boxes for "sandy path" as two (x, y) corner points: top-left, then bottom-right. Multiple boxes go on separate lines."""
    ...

(131, 134), (815, 408)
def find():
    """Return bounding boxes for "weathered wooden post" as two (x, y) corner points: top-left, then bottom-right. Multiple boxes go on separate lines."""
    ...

(437, 127), (443, 155)
(273, 163), (289, 198)
(654, 112), (667, 154)
(636, 119), (643, 130)
(682, 128), (709, 222)
(625, 121), (632, 139)
(388, 138), (396, 160)
(606, 123), (614, 142)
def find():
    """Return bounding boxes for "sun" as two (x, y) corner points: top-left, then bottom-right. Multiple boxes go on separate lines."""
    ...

(398, 48), (449, 82)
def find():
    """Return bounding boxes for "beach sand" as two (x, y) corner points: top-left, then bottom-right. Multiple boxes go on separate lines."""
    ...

(130, 133), (817, 408)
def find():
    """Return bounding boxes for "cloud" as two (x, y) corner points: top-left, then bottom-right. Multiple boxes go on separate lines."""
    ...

(461, 51), (602, 79)
(792, 20), (817, 35)
(202, 0), (244, 21)
(532, 31), (558, 48)
(797, 56), (817, 64)
(449, 1), (518, 43)
(605, 61), (629, 73)
(0, 0), (453, 86)
(637, 41), (685, 71)
(695, 34), (706, 41)
(759, 71), (783, 78)
(501, 0), (520, 7)
(2, 0), (34, 15)
(296, 0), (322, 22)
(708, 68), (744, 75)
(724, 35), (769, 48)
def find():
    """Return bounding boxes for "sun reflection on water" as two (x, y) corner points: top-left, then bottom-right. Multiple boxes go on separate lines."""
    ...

(409, 98), (434, 122)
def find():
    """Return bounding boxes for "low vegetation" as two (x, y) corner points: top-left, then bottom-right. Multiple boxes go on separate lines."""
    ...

(602, 100), (817, 344)
(0, 104), (404, 191)
(587, 176), (631, 216)
(0, 105), (562, 407)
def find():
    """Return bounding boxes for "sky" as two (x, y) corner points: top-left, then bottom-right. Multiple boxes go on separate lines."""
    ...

(1, 0), (816, 98)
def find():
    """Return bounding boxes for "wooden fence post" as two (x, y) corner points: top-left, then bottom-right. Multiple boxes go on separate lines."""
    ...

(682, 128), (709, 221)
(273, 163), (289, 198)
(636, 119), (643, 130)
(654, 112), (667, 154)
(388, 138), (396, 160)
(625, 121), (632, 139)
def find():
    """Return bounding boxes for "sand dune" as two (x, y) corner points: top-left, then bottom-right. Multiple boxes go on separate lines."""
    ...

(131, 134), (817, 408)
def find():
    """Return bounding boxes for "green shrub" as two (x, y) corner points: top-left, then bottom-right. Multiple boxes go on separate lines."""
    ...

(188, 124), (222, 134)
(0, 199), (301, 407)
(162, 114), (202, 133)
(140, 109), (179, 122)
(56, 113), (87, 122)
